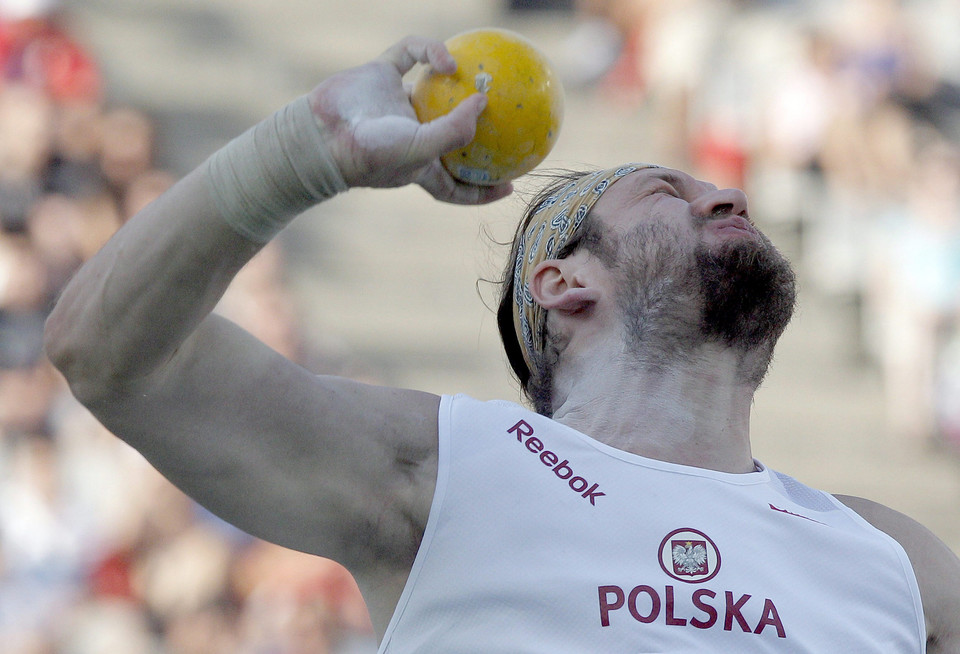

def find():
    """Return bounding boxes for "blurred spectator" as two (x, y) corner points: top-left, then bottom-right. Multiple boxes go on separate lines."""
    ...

(0, 83), (51, 232)
(0, 0), (101, 103)
(46, 99), (105, 199)
(867, 136), (960, 442)
(561, 0), (647, 96)
(98, 107), (154, 192)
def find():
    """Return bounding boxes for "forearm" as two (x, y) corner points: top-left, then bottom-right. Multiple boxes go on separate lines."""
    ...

(45, 169), (263, 398)
(45, 96), (346, 399)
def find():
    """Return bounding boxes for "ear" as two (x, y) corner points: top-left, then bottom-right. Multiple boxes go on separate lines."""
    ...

(529, 259), (600, 314)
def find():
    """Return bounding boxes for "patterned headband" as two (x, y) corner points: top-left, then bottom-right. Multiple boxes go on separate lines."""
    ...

(512, 163), (660, 372)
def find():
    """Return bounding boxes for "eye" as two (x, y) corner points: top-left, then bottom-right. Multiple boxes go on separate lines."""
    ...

(651, 185), (678, 197)
(637, 181), (680, 202)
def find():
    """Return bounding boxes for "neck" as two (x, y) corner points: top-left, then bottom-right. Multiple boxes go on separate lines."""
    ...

(549, 342), (759, 474)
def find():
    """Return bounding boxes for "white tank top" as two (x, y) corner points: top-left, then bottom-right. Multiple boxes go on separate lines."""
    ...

(378, 395), (926, 652)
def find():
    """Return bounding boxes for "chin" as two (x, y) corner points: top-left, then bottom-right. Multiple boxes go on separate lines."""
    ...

(696, 237), (797, 352)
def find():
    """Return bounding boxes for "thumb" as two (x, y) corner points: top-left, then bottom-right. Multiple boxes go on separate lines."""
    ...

(412, 93), (487, 160)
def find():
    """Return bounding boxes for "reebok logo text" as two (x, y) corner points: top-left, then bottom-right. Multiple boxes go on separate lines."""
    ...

(507, 420), (606, 506)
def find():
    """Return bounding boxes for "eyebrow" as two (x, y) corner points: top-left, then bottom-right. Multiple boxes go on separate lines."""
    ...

(646, 171), (688, 191)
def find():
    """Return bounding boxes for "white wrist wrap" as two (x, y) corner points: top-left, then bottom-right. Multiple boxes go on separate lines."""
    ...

(205, 95), (348, 243)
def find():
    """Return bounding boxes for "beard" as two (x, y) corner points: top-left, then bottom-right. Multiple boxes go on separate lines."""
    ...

(613, 223), (797, 385)
(696, 234), (797, 351)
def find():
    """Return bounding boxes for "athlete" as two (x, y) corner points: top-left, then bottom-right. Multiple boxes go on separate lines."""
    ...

(44, 36), (959, 651)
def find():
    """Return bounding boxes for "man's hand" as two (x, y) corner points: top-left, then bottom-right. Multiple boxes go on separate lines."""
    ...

(308, 35), (513, 205)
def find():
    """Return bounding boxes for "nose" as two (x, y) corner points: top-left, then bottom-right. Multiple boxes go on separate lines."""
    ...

(690, 187), (749, 221)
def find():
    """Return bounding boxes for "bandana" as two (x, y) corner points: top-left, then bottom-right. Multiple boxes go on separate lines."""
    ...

(512, 163), (660, 372)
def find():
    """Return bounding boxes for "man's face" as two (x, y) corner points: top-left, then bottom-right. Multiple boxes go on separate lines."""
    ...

(586, 167), (796, 373)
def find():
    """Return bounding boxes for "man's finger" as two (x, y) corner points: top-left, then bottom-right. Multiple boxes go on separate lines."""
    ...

(418, 162), (513, 206)
(379, 35), (455, 77)
(409, 93), (486, 162)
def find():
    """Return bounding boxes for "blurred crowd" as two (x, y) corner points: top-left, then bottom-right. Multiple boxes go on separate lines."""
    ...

(3, 0), (960, 651)
(562, 0), (960, 447)
(0, 3), (373, 653)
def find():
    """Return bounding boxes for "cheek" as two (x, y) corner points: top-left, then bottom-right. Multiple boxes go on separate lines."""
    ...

(616, 219), (696, 267)
(611, 224), (701, 308)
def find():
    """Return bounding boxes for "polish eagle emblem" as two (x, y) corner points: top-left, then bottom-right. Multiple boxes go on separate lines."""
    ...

(659, 529), (720, 583)
(672, 541), (709, 576)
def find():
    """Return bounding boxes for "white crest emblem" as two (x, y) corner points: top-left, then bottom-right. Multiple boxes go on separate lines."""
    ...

(673, 542), (708, 575)
(658, 528), (721, 584)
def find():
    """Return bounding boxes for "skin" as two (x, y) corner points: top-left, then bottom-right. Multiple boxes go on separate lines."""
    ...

(44, 36), (958, 649)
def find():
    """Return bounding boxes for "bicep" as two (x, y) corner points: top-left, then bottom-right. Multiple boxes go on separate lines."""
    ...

(87, 314), (441, 569)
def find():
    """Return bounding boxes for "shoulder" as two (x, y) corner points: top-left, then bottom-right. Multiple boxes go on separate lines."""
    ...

(440, 393), (536, 429)
(835, 494), (960, 652)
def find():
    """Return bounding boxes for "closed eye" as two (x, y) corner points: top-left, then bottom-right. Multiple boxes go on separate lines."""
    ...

(648, 172), (694, 199)
(649, 185), (678, 197)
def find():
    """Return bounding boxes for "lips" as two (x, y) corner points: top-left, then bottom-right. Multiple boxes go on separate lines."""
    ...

(707, 215), (757, 237)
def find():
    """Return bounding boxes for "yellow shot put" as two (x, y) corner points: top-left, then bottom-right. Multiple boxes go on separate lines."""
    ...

(411, 28), (564, 186)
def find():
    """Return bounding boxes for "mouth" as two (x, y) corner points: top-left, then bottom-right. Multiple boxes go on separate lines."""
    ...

(706, 215), (757, 238)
